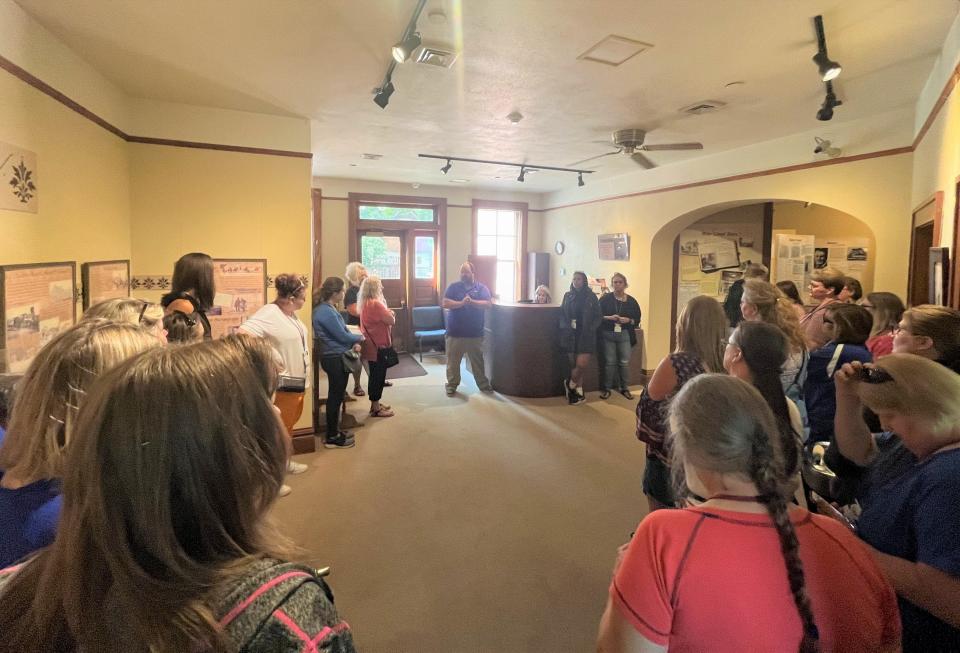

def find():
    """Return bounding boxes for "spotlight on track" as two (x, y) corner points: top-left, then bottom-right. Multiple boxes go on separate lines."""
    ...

(440, 158), (452, 174)
(517, 166), (526, 183)
(578, 172), (585, 187)
(392, 32), (422, 63)
(816, 83), (842, 121)
(812, 15), (842, 82)
(373, 79), (395, 109)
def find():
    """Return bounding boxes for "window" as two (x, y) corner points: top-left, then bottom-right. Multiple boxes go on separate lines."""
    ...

(476, 208), (520, 303)
(415, 236), (435, 279)
(361, 235), (402, 279)
(359, 204), (434, 222)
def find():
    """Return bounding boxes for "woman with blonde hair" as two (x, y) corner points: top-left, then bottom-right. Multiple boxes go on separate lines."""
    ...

(534, 284), (552, 304)
(862, 292), (905, 359)
(635, 295), (726, 510)
(83, 297), (167, 343)
(600, 375), (900, 652)
(741, 278), (809, 412)
(0, 320), (159, 567)
(0, 335), (356, 652)
(343, 261), (368, 397)
(891, 304), (960, 372)
(833, 354), (960, 650)
(359, 275), (396, 418)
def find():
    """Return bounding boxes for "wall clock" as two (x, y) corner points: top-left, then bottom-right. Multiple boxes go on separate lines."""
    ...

(554, 241), (565, 255)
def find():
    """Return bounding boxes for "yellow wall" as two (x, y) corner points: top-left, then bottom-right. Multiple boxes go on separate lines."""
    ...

(0, 70), (131, 277)
(313, 178), (542, 289)
(541, 152), (914, 367)
(129, 144), (313, 426)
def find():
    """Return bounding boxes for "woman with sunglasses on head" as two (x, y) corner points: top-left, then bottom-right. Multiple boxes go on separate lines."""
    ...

(0, 320), (158, 569)
(163, 310), (204, 343)
(861, 292), (906, 359)
(802, 303), (873, 444)
(240, 274), (311, 491)
(831, 354), (960, 651)
(0, 335), (356, 652)
(599, 374), (900, 653)
(83, 298), (167, 344)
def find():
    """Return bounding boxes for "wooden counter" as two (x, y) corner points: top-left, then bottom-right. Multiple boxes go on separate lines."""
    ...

(488, 303), (645, 398)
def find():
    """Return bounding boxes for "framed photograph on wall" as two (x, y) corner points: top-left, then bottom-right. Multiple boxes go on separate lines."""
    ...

(81, 259), (130, 310)
(597, 233), (630, 261)
(209, 259), (268, 339)
(929, 247), (950, 306)
(0, 261), (76, 373)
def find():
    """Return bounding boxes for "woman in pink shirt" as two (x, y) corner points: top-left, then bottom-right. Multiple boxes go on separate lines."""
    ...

(597, 374), (900, 653)
(359, 275), (396, 418)
(800, 269), (844, 349)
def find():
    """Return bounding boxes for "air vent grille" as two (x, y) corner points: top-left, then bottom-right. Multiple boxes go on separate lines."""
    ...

(416, 44), (459, 68)
(679, 100), (726, 115)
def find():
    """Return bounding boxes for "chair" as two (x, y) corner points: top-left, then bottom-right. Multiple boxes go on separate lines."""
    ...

(412, 306), (446, 361)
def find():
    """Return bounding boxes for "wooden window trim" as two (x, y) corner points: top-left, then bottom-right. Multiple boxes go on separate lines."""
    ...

(471, 199), (529, 300)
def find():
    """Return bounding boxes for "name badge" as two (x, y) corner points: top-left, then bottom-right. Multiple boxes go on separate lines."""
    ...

(614, 324), (622, 333)
(571, 319), (577, 329)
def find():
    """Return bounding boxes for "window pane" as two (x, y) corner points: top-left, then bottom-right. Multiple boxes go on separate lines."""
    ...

(477, 235), (496, 256)
(477, 209), (498, 235)
(496, 261), (516, 303)
(414, 236), (435, 279)
(497, 236), (516, 261)
(497, 210), (517, 236)
(359, 205), (434, 222)
(361, 235), (401, 279)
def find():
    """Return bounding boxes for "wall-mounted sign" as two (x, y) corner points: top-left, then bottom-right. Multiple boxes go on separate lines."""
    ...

(0, 141), (38, 213)
(597, 233), (629, 261)
(81, 260), (131, 310)
(209, 259), (267, 339)
(0, 262), (76, 373)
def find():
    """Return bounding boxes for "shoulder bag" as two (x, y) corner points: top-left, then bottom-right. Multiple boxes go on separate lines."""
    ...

(366, 328), (399, 368)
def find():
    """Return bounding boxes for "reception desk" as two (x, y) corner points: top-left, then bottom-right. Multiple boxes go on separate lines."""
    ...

(488, 302), (645, 398)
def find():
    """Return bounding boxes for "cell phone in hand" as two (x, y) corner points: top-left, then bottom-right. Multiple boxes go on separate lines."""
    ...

(810, 491), (856, 532)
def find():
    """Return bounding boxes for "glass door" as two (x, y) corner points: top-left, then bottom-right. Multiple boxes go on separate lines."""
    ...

(359, 230), (406, 307)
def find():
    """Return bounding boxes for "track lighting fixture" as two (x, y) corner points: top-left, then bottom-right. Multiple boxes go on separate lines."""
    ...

(517, 167), (526, 183)
(812, 15), (841, 82)
(440, 159), (452, 174)
(392, 32), (422, 63)
(816, 81), (842, 121)
(578, 172), (585, 187)
(373, 78), (395, 109)
(418, 154), (593, 187)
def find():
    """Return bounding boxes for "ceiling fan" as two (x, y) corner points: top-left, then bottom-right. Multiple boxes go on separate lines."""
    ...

(569, 129), (703, 169)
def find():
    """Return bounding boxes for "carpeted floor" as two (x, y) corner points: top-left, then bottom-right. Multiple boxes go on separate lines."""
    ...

(272, 358), (649, 652)
(386, 352), (429, 379)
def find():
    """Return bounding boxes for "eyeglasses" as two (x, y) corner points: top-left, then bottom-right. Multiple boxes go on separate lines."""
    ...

(138, 301), (149, 324)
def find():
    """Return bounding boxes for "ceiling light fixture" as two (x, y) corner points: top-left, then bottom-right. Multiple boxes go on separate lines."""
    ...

(811, 15), (842, 82)
(392, 32), (422, 63)
(813, 136), (841, 157)
(419, 154), (593, 188)
(441, 158), (452, 174)
(373, 77), (395, 109)
(816, 81), (842, 121)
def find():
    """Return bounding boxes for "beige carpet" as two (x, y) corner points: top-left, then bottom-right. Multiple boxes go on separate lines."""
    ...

(272, 359), (649, 652)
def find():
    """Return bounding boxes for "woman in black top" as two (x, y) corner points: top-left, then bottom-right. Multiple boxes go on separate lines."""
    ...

(160, 252), (214, 339)
(560, 271), (601, 405)
(598, 273), (642, 399)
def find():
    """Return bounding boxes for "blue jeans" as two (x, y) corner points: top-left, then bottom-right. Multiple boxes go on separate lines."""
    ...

(602, 329), (632, 391)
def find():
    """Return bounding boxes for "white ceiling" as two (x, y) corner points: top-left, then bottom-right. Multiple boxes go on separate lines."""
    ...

(16, 0), (959, 192)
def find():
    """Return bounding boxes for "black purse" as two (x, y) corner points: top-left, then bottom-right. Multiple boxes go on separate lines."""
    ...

(367, 330), (399, 368)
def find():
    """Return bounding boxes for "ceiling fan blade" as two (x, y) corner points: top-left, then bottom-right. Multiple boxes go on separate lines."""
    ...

(631, 152), (656, 169)
(567, 150), (621, 167)
(640, 142), (703, 151)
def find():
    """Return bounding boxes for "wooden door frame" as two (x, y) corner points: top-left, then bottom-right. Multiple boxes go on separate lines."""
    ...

(907, 191), (944, 306)
(952, 177), (960, 309)
(356, 227), (408, 307)
(471, 199), (529, 300)
(409, 228), (441, 307)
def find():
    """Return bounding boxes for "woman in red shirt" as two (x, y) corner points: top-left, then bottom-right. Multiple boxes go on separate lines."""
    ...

(359, 275), (396, 418)
(598, 374), (900, 652)
(863, 292), (905, 359)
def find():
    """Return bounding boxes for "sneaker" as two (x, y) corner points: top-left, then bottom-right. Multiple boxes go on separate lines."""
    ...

(446, 386), (456, 396)
(279, 484), (292, 497)
(599, 389), (611, 400)
(324, 435), (356, 449)
(570, 391), (586, 406)
(287, 460), (308, 475)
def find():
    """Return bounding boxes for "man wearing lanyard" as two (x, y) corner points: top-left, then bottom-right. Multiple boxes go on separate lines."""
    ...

(441, 262), (493, 396)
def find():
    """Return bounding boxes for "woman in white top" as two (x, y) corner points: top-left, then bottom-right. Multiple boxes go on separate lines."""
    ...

(240, 274), (310, 487)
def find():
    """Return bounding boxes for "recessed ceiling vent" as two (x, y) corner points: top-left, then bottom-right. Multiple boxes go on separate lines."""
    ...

(679, 100), (726, 115)
(578, 35), (652, 66)
(415, 43), (459, 68)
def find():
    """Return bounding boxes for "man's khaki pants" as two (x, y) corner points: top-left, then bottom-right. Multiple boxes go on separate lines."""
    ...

(445, 336), (491, 391)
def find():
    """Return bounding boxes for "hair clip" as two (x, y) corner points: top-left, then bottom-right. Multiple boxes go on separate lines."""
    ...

(48, 414), (65, 425)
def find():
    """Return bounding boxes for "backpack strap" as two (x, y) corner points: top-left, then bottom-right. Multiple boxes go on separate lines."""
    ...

(826, 344), (845, 378)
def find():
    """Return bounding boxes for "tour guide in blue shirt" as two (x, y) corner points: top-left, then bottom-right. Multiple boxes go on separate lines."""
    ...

(442, 262), (493, 396)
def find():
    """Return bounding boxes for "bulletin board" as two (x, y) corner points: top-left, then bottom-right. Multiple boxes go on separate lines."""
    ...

(209, 259), (267, 339)
(81, 259), (130, 309)
(675, 221), (764, 311)
(0, 261), (77, 373)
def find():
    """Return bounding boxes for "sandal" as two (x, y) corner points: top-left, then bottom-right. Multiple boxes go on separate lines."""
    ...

(353, 386), (366, 397)
(619, 388), (634, 400)
(369, 407), (395, 417)
(599, 390), (611, 400)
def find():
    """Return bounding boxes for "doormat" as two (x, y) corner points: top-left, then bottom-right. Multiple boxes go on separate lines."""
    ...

(386, 353), (428, 379)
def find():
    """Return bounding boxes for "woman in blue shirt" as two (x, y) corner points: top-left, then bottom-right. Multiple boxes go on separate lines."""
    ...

(832, 354), (960, 651)
(312, 276), (363, 449)
(0, 320), (157, 568)
(803, 303), (872, 442)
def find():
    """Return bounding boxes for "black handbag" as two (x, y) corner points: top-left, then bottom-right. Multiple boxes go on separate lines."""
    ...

(367, 330), (399, 368)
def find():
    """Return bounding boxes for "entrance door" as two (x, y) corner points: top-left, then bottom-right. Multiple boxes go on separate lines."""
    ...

(411, 231), (439, 306)
(359, 230), (405, 307)
(908, 222), (934, 306)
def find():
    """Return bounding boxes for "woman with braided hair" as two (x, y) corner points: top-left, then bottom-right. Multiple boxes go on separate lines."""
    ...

(598, 375), (900, 652)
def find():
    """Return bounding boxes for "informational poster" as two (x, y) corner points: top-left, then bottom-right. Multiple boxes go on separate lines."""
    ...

(772, 234), (815, 299)
(81, 260), (130, 309)
(209, 259), (267, 339)
(675, 220), (764, 312)
(0, 141), (38, 213)
(0, 262), (76, 373)
(698, 236), (741, 272)
(597, 233), (629, 261)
